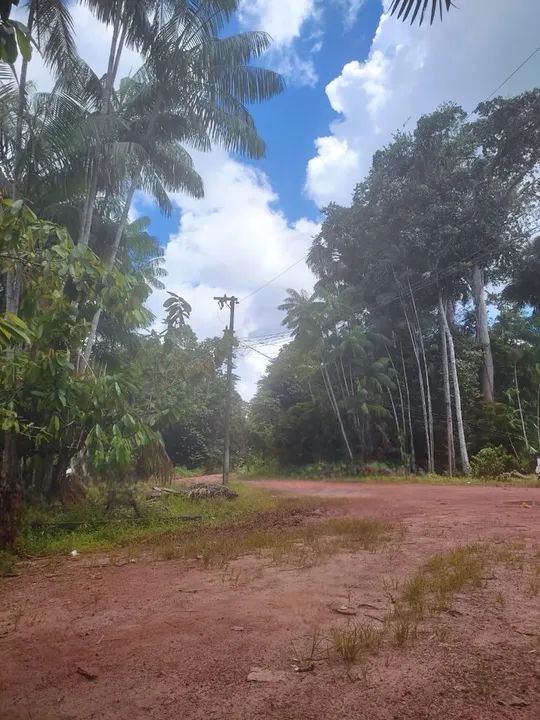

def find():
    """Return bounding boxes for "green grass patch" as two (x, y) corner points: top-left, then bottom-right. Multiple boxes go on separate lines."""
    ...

(9, 483), (390, 570)
(330, 622), (383, 667)
(14, 483), (276, 558)
(386, 543), (488, 646)
(150, 512), (390, 569)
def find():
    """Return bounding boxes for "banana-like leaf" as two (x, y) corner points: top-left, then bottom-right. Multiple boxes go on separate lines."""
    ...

(0, 313), (33, 347)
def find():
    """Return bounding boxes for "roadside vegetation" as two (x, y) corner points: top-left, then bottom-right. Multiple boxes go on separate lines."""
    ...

(0, 481), (392, 575)
(1, 0), (539, 554)
(290, 540), (537, 678)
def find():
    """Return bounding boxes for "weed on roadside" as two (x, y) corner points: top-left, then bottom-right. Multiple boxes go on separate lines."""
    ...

(330, 621), (383, 667)
(290, 627), (328, 671)
(528, 561), (540, 596)
(0, 551), (17, 577)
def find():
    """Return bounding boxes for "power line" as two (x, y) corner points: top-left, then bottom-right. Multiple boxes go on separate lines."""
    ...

(239, 254), (308, 303)
(239, 343), (279, 362)
(484, 44), (540, 103)
(238, 330), (291, 345)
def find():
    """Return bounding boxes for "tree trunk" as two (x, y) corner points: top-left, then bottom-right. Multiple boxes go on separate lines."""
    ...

(77, 7), (125, 247)
(12, 1), (34, 198)
(387, 347), (407, 467)
(321, 364), (353, 461)
(400, 343), (416, 472)
(2, 262), (22, 547)
(471, 265), (494, 403)
(536, 382), (540, 452)
(439, 296), (470, 475)
(514, 363), (530, 451)
(334, 360), (347, 400)
(439, 293), (455, 476)
(402, 300), (432, 473)
(387, 386), (404, 464)
(82, 177), (137, 365)
(409, 280), (434, 473)
(0, 433), (21, 548)
(4, 2), (33, 326)
(339, 357), (350, 396)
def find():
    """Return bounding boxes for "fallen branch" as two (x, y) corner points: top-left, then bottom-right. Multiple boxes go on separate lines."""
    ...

(76, 666), (98, 681)
(152, 486), (185, 495)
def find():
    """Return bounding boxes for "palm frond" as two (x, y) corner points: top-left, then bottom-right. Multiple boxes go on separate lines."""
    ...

(389, 0), (454, 25)
(32, 0), (77, 73)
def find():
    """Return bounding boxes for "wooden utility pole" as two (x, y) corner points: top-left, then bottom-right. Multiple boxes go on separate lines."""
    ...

(214, 295), (238, 484)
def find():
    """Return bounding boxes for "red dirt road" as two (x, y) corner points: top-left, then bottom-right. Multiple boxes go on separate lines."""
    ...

(1, 480), (539, 720)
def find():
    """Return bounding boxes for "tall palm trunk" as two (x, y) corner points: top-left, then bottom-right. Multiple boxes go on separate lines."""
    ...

(81, 175), (137, 365)
(514, 363), (530, 451)
(536, 383), (540, 452)
(409, 280), (434, 472)
(400, 343), (416, 471)
(439, 296), (470, 474)
(321, 363), (353, 461)
(78, 5), (126, 247)
(401, 298), (432, 473)
(0, 433), (21, 548)
(4, 3), (35, 319)
(12, 2), (35, 198)
(1, 1), (36, 546)
(387, 347), (407, 467)
(439, 292), (455, 476)
(471, 265), (494, 403)
(1, 275), (21, 547)
(387, 386), (404, 464)
(339, 357), (350, 396)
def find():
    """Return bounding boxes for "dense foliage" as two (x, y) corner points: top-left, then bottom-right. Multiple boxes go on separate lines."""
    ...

(250, 95), (540, 475)
(0, 0), (281, 546)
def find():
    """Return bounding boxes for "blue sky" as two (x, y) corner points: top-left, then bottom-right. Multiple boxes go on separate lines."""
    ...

(142, 1), (384, 237)
(20, 0), (540, 397)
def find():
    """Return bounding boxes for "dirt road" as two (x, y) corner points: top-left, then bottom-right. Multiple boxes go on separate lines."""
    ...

(1, 480), (539, 720)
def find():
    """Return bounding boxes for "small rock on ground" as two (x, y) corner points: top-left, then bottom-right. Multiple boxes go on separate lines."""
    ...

(247, 669), (289, 683)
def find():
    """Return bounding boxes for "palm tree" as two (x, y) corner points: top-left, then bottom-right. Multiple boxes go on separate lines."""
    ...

(82, 16), (284, 363)
(279, 289), (326, 345)
(76, 0), (247, 247)
(1, 0), (76, 321)
(389, 0), (454, 26)
(280, 289), (355, 460)
(12, 0), (76, 198)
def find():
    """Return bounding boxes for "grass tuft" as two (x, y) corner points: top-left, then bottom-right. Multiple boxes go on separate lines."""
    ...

(385, 544), (488, 646)
(290, 627), (327, 671)
(330, 621), (383, 667)
(529, 557), (540, 596)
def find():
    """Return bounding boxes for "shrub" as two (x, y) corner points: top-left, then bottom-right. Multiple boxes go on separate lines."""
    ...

(470, 445), (512, 479)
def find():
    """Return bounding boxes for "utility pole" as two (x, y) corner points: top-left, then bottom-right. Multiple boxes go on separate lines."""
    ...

(214, 295), (238, 484)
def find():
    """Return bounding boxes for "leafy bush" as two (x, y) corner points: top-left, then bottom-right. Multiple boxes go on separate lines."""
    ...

(470, 446), (512, 479)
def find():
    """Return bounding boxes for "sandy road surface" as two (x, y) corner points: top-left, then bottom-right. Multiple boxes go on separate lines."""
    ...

(1, 480), (539, 720)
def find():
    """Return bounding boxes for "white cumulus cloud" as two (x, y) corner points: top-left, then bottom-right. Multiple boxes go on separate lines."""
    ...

(146, 149), (318, 399)
(239, 0), (317, 46)
(238, 0), (320, 86)
(306, 0), (540, 207)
